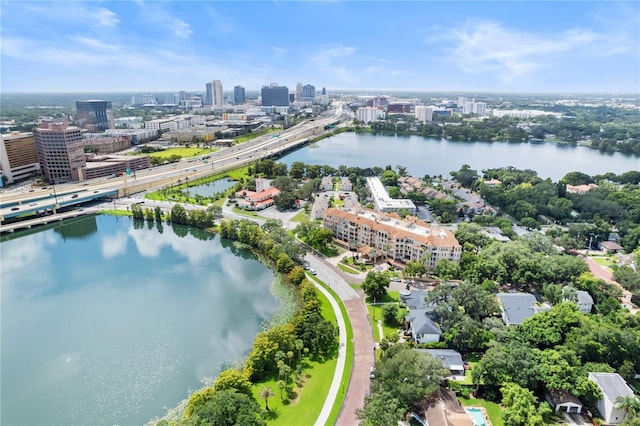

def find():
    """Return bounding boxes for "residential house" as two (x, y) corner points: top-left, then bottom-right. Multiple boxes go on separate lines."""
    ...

(417, 349), (465, 379)
(405, 310), (441, 344)
(418, 388), (473, 426)
(575, 290), (594, 313)
(566, 183), (598, 194)
(401, 289), (442, 344)
(497, 293), (551, 326)
(545, 389), (583, 414)
(320, 176), (333, 191)
(235, 180), (281, 211)
(484, 178), (502, 188)
(340, 177), (352, 191)
(588, 372), (636, 424)
(600, 241), (624, 254)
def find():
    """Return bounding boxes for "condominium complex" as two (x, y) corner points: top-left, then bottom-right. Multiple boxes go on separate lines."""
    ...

(356, 106), (383, 123)
(323, 207), (461, 269)
(205, 80), (224, 108)
(76, 100), (114, 132)
(0, 132), (41, 184)
(415, 105), (434, 123)
(33, 122), (85, 183)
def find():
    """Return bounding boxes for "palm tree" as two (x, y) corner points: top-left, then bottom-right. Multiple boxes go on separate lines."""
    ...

(259, 386), (275, 411)
(616, 395), (640, 419)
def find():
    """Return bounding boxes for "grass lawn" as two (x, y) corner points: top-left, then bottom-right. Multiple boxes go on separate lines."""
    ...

(145, 147), (216, 159)
(366, 304), (402, 343)
(289, 209), (311, 223)
(592, 256), (615, 268)
(254, 274), (353, 426)
(458, 396), (504, 426)
(337, 263), (360, 275)
(99, 209), (132, 216)
(307, 275), (354, 426)
(234, 128), (279, 144)
(253, 356), (337, 425)
(232, 206), (271, 220)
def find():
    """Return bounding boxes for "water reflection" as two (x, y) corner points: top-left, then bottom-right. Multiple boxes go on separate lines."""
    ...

(1, 215), (278, 425)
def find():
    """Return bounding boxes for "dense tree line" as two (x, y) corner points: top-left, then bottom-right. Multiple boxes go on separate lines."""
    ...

(357, 104), (640, 154)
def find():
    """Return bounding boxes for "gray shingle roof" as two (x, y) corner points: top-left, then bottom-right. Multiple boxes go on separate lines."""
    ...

(589, 373), (635, 402)
(576, 290), (593, 306)
(406, 309), (441, 336)
(497, 292), (537, 325)
(417, 349), (464, 371)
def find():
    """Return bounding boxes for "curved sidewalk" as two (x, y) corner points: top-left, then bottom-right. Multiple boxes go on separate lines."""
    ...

(312, 277), (348, 426)
(307, 253), (375, 426)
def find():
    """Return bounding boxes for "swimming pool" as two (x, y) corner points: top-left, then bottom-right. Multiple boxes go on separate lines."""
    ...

(465, 408), (487, 426)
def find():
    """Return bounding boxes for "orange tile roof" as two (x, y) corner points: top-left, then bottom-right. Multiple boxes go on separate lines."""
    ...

(324, 208), (460, 249)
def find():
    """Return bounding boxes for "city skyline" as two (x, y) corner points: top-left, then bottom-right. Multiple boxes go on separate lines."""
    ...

(1, 1), (639, 93)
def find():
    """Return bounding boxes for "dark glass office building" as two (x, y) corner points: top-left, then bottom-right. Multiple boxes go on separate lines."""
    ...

(234, 85), (246, 104)
(261, 84), (289, 106)
(76, 100), (114, 132)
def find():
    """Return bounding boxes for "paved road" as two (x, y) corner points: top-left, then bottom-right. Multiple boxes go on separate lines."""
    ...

(305, 253), (374, 426)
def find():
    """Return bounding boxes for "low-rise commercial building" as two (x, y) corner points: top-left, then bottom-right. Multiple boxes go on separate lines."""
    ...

(367, 177), (416, 214)
(0, 132), (41, 184)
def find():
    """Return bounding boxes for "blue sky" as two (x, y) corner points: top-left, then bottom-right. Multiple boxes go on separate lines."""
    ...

(2, 1), (639, 93)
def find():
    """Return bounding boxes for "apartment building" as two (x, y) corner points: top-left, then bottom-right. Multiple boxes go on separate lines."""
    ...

(323, 207), (461, 269)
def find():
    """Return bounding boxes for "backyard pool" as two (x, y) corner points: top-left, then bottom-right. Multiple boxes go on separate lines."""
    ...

(465, 408), (487, 426)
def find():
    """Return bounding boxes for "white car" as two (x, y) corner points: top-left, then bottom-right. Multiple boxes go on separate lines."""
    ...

(308, 268), (317, 275)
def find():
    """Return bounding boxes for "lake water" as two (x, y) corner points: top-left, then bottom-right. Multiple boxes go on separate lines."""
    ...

(188, 178), (236, 198)
(279, 132), (639, 181)
(1, 215), (278, 425)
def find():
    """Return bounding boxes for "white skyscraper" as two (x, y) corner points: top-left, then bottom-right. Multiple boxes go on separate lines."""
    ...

(205, 80), (224, 108)
(415, 105), (434, 123)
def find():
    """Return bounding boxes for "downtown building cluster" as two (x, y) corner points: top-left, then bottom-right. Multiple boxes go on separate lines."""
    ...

(1, 78), (328, 186)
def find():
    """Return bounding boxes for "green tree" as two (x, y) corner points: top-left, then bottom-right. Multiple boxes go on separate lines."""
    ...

(212, 369), (253, 397)
(501, 382), (552, 426)
(616, 395), (640, 419)
(362, 271), (390, 302)
(382, 304), (399, 325)
(433, 259), (461, 280)
(259, 386), (275, 412)
(187, 389), (266, 426)
(359, 345), (448, 425)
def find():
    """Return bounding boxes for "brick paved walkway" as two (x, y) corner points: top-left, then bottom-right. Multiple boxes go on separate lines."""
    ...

(336, 295), (375, 425)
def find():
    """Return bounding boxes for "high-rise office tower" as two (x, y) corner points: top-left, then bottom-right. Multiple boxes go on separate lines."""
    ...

(261, 83), (289, 106)
(296, 82), (303, 101)
(302, 84), (315, 102)
(76, 100), (114, 132)
(205, 80), (224, 107)
(234, 85), (245, 104)
(322, 87), (326, 96)
(0, 132), (41, 184)
(33, 122), (85, 183)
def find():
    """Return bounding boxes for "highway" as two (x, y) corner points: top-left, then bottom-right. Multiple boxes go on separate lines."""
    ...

(0, 116), (342, 222)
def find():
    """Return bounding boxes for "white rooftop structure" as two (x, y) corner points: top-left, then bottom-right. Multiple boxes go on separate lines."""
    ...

(367, 177), (416, 214)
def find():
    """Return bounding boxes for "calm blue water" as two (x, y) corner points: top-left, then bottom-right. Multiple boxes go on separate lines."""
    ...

(279, 132), (639, 181)
(189, 178), (236, 198)
(1, 215), (278, 425)
(465, 408), (487, 426)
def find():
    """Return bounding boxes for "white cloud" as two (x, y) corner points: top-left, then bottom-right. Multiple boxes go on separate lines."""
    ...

(272, 46), (287, 55)
(101, 231), (128, 259)
(95, 7), (120, 27)
(309, 45), (358, 84)
(441, 21), (608, 82)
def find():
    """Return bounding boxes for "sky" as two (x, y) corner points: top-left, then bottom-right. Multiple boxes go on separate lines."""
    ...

(1, 1), (639, 94)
